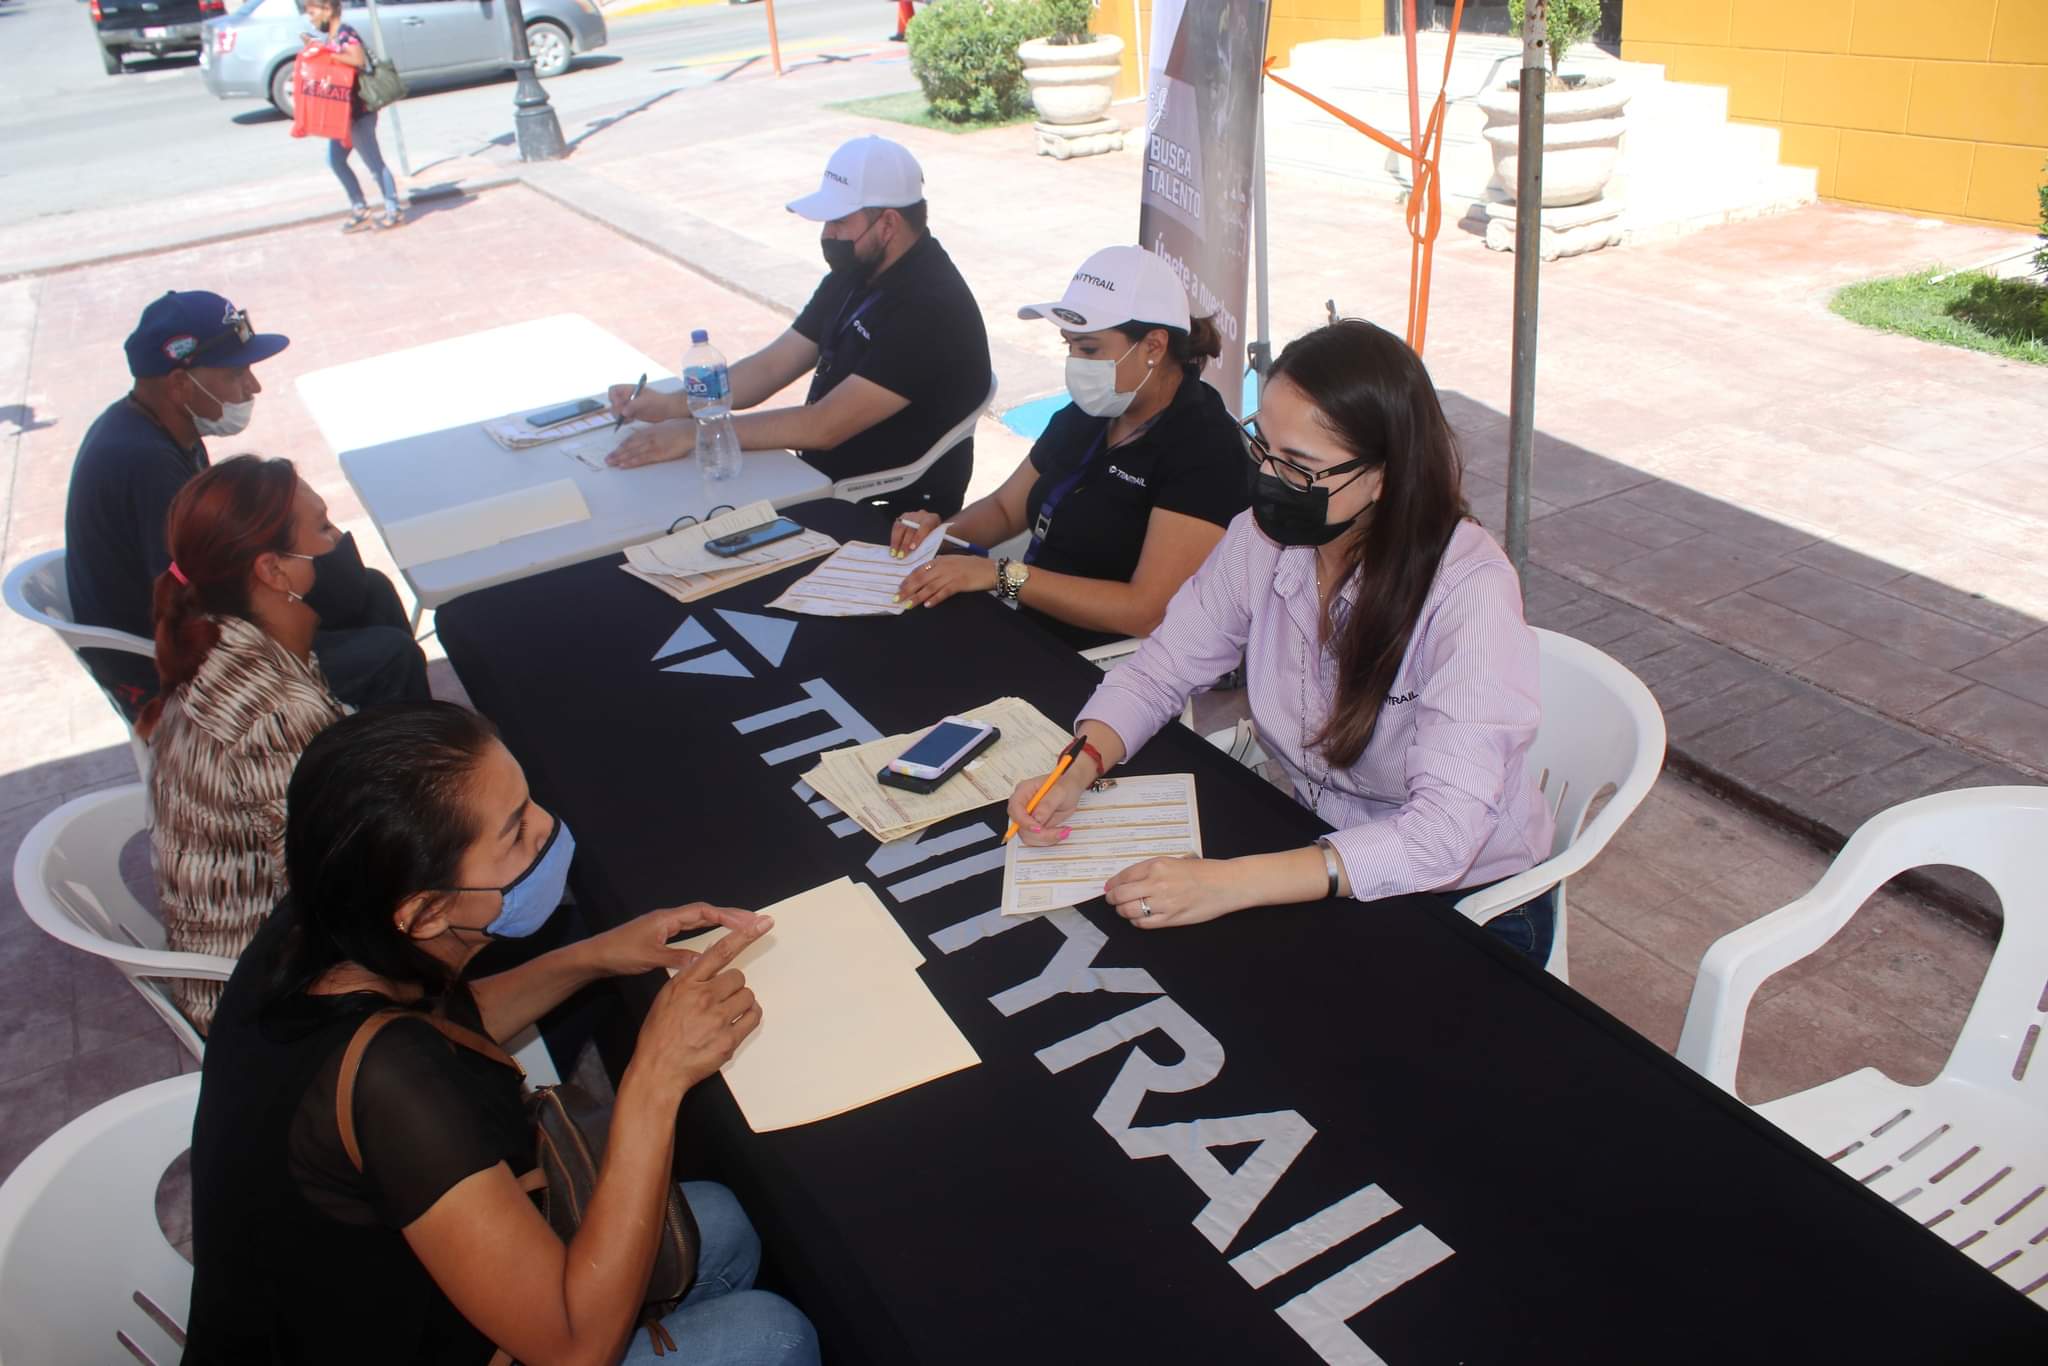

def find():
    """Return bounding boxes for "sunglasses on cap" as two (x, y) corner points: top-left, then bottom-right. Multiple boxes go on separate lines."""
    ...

(179, 308), (255, 368)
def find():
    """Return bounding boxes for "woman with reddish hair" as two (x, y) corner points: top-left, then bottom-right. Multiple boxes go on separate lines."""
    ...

(146, 454), (355, 1032)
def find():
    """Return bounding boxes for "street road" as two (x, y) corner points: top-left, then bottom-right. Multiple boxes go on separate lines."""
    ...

(0, 0), (891, 229)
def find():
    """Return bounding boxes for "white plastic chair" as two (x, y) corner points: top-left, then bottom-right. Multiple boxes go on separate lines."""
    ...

(1676, 785), (2048, 1309)
(14, 784), (232, 1062)
(1453, 629), (1667, 980)
(12, 782), (562, 1084)
(3, 548), (156, 784)
(829, 371), (998, 503)
(0, 1073), (199, 1366)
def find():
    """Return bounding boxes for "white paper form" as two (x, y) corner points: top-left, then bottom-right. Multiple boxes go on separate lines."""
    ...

(1001, 773), (1203, 916)
(674, 878), (977, 1132)
(766, 529), (948, 618)
(380, 479), (590, 569)
(802, 697), (1073, 844)
(481, 405), (616, 450)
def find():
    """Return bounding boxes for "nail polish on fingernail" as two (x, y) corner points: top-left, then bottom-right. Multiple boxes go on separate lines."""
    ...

(1058, 829), (1071, 841)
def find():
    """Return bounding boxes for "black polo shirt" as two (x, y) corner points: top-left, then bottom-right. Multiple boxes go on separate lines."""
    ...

(791, 234), (990, 511)
(63, 396), (210, 709)
(1019, 373), (1247, 648)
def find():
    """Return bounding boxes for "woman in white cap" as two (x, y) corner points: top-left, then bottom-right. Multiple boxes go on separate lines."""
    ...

(891, 245), (1246, 649)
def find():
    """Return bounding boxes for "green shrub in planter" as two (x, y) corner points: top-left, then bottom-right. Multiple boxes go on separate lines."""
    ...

(1040, 0), (1093, 43)
(1507, 0), (1602, 86)
(907, 0), (1042, 124)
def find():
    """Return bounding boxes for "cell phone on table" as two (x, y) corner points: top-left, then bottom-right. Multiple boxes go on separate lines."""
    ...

(877, 717), (1001, 794)
(706, 517), (804, 558)
(524, 397), (606, 429)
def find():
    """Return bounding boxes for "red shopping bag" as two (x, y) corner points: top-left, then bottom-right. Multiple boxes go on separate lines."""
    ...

(291, 47), (356, 149)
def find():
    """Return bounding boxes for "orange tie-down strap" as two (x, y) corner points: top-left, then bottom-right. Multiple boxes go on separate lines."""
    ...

(1261, 0), (1467, 355)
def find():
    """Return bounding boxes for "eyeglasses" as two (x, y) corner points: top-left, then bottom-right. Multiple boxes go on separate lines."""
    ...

(181, 308), (254, 367)
(1238, 414), (1371, 493)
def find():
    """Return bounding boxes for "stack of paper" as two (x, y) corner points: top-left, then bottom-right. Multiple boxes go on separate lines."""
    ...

(1001, 773), (1203, 916)
(676, 877), (978, 1132)
(618, 501), (836, 605)
(766, 529), (948, 617)
(381, 480), (590, 569)
(481, 405), (617, 450)
(802, 697), (1074, 843)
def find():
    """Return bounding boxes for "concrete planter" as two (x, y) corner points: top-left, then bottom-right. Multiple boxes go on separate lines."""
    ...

(1477, 73), (1630, 207)
(1018, 34), (1124, 126)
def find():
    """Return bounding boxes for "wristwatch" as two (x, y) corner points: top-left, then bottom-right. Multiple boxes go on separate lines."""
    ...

(995, 557), (1030, 609)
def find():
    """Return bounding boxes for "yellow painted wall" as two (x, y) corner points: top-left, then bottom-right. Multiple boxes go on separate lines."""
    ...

(1093, 0), (1387, 103)
(1624, 0), (2048, 228)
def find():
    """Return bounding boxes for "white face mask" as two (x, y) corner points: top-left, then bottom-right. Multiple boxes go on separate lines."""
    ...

(1065, 342), (1154, 419)
(185, 373), (255, 438)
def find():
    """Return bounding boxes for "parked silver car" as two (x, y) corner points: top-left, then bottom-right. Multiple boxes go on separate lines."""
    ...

(199, 0), (605, 114)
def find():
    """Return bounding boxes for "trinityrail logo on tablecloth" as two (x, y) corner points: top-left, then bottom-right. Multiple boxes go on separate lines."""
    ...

(650, 611), (799, 679)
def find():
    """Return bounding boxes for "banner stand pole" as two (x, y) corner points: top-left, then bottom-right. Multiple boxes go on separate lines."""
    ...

(1247, 98), (1271, 412)
(1505, 0), (1546, 581)
(361, 0), (411, 177)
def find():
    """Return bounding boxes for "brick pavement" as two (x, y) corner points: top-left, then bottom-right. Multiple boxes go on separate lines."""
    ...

(0, 52), (2033, 1188)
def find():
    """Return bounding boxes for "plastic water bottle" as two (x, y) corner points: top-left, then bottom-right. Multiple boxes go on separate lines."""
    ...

(684, 329), (742, 484)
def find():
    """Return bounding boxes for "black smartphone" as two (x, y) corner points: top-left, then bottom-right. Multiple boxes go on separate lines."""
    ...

(706, 517), (804, 558)
(524, 397), (605, 429)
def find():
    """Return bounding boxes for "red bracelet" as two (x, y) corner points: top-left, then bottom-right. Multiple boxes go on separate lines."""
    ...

(1077, 738), (1107, 776)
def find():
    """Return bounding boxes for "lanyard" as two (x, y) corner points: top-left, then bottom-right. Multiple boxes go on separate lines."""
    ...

(1024, 427), (1110, 566)
(817, 286), (882, 379)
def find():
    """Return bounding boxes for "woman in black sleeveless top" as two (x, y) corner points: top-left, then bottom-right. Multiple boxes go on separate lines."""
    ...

(184, 702), (818, 1365)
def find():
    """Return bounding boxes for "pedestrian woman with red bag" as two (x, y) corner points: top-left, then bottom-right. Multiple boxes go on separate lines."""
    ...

(298, 0), (403, 231)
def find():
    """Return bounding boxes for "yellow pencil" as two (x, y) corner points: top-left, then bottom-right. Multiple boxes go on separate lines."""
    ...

(1003, 736), (1087, 844)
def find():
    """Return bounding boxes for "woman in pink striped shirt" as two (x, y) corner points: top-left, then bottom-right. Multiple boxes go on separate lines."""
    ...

(1007, 321), (1558, 959)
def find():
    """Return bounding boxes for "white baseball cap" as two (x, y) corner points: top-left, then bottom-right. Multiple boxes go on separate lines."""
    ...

(1017, 245), (1193, 335)
(786, 136), (926, 222)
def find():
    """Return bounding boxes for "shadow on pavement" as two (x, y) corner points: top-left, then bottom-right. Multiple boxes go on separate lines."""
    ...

(232, 106), (288, 126)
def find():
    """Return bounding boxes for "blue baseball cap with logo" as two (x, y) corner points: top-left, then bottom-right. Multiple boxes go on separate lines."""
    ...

(124, 291), (291, 378)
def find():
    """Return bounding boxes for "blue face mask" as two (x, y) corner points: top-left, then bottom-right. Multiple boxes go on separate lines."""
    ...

(449, 817), (575, 939)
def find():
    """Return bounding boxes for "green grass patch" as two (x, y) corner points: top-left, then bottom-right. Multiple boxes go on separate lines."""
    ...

(825, 89), (1033, 135)
(1830, 267), (2048, 366)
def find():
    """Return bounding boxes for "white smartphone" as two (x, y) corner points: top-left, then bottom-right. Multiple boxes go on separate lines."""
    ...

(885, 716), (998, 781)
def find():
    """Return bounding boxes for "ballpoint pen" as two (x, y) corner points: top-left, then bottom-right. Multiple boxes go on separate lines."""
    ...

(1003, 735), (1087, 844)
(615, 372), (646, 431)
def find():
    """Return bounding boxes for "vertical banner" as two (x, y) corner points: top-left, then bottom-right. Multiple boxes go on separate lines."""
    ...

(1139, 0), (1271, 410)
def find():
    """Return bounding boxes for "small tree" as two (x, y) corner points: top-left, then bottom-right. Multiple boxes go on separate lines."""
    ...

(1039, 0), (1093, 44)
(1507, 0), (1603, 88)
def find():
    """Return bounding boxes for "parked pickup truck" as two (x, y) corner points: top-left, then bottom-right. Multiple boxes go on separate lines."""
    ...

(91, 0), (226, 75)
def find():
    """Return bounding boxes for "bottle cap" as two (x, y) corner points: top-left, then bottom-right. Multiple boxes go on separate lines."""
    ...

(690, 329), (709, 344)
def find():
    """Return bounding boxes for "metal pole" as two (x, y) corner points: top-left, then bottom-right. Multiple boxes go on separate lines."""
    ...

(501, 0), (566, 160)
(1504, 0), (1546, 581)
(763, 0), (784, 77)
(1247, 89), (1271, 412)
(360, 0), (410, 175)
(1130, 0), (1147, 103)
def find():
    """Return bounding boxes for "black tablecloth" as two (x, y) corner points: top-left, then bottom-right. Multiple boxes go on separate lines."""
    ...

(439, 500), (2047, 1365)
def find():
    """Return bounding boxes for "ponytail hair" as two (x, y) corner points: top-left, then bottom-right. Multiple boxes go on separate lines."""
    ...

(1112, 314), (1225, 373)
(140, 454), (299, 732)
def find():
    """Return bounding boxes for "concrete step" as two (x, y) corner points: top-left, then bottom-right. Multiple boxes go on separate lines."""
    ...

(1263, 34), (1813, 247)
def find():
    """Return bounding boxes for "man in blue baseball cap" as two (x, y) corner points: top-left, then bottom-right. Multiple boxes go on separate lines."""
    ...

(64, 290), (427, 718)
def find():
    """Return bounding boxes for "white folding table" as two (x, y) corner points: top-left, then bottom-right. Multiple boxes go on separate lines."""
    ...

(305, 315), (831, 612)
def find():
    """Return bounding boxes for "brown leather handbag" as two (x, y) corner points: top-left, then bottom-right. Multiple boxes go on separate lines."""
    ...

(336, 1009), (700, 1360)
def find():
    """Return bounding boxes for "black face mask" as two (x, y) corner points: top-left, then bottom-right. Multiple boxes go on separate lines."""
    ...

(820, 235), (869, 278)
(1249, 467), (1361, 548)
(299, 530), (371, 624)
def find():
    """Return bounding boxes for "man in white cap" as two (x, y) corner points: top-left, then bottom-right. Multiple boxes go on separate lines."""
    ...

(608, 135), (991, 513)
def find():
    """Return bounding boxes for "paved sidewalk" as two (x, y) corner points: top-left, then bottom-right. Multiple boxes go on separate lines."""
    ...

(0, 49), (2029, 1195)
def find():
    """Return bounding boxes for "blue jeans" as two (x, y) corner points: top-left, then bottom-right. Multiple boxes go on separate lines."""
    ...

(328, 110), (399, 215)
(618, 1182), (819, 1366)
(1479, 884), (1557, 965)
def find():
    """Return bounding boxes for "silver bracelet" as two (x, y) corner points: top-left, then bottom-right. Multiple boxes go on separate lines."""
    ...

(1315, 838), (1342, 899)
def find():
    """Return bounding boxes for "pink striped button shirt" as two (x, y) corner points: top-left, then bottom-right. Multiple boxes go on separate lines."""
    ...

(1080, 512), (1554, 901)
